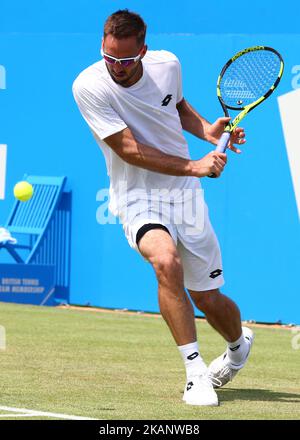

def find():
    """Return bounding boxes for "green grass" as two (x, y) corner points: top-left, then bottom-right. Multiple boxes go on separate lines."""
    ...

(0, 302), (299, 420)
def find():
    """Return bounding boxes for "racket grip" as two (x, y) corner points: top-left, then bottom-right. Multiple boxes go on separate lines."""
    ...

(208, 131), (231, 178)
(216, 131), (231, 153)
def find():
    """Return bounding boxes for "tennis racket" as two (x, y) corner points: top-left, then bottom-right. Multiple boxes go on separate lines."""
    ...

(209, 45), (284, 177)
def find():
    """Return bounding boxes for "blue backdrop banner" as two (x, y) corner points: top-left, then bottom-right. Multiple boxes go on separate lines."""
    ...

(0, 1), (299, 323)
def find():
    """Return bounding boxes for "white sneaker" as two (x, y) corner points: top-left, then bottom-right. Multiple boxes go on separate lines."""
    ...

(207, 327), (254, 389)
(183, 374), (219, 406)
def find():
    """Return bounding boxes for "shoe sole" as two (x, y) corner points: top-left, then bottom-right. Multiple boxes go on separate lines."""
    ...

(184, 399), (219, 406)
(183, 394), (219, 406)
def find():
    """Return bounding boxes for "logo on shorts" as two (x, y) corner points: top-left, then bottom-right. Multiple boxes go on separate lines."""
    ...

(209, 269), (223, 279)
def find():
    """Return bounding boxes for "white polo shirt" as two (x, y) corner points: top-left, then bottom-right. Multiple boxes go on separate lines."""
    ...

(73, 50), (200, 215)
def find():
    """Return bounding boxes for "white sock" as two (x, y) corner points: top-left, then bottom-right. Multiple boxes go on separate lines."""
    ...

(227, 331), (250, 366)
(178, 341), (207, 379)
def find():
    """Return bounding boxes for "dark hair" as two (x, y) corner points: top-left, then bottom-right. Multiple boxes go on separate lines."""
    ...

(104, 9), (147, 47)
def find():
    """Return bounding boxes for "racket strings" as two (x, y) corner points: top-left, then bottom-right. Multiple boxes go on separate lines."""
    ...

(220, 50), (281, 108)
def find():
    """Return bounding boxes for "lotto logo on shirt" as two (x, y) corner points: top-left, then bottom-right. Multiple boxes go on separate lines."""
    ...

(161, 94), (173, 106)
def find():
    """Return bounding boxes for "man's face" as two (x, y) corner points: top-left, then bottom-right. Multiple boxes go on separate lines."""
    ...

(102, 34), (147, 87)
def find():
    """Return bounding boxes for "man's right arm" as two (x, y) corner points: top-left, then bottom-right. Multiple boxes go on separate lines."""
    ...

(104, 127), (227, 178)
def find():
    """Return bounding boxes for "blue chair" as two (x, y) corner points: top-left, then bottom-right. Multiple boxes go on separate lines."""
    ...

(0, 176), (71, 305)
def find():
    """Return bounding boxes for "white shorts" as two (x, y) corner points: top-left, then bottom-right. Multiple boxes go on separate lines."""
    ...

(120, 193), (224, 292)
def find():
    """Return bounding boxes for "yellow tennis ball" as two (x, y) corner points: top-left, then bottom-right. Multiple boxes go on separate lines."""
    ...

(13, 181), (34, 202)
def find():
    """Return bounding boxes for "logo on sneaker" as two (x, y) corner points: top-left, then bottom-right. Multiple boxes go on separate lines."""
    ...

(187, 352), (199, 360)
(229, 344), (240, 352)
(209, 269), (223, 279)
(186, 381), (194, 391)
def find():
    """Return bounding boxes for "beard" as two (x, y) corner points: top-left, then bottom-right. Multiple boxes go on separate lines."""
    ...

(107, 62), (142, 88)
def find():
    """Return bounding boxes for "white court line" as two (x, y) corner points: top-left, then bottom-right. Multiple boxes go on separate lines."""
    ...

(0, 414), (40, 418)
(0, 405), (97, 420)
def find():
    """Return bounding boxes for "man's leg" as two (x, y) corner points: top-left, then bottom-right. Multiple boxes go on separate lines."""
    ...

(188, 288), (242, 342)
(138, 228), (196, 346)
(138, 228), (218, 405)
(188, 288), (254, 387)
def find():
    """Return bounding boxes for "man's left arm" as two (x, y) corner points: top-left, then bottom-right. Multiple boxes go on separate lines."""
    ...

(176, 98), (245, 153)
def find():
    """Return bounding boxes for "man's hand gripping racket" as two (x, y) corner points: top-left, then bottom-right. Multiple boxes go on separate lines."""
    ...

(209, 46), (284, 177)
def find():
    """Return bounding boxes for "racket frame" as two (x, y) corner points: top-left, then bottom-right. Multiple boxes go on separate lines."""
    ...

(216, 45), (284, 152)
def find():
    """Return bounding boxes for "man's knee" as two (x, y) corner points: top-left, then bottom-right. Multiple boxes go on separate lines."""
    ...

(150, 251), (183, 282)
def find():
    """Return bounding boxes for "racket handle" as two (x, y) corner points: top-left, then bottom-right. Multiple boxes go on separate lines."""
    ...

(216, 131), (231, 153)
(208, 131), (231, 178)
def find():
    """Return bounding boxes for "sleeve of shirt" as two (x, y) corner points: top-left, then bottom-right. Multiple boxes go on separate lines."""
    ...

(72, 78), (127, 140)
(176, 59), (183, 104)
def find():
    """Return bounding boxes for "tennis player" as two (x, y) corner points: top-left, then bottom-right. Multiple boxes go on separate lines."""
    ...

(73, 9), (254, 406)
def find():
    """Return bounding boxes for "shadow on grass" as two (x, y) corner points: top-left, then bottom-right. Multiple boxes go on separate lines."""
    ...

(218, 388), (300, 403)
